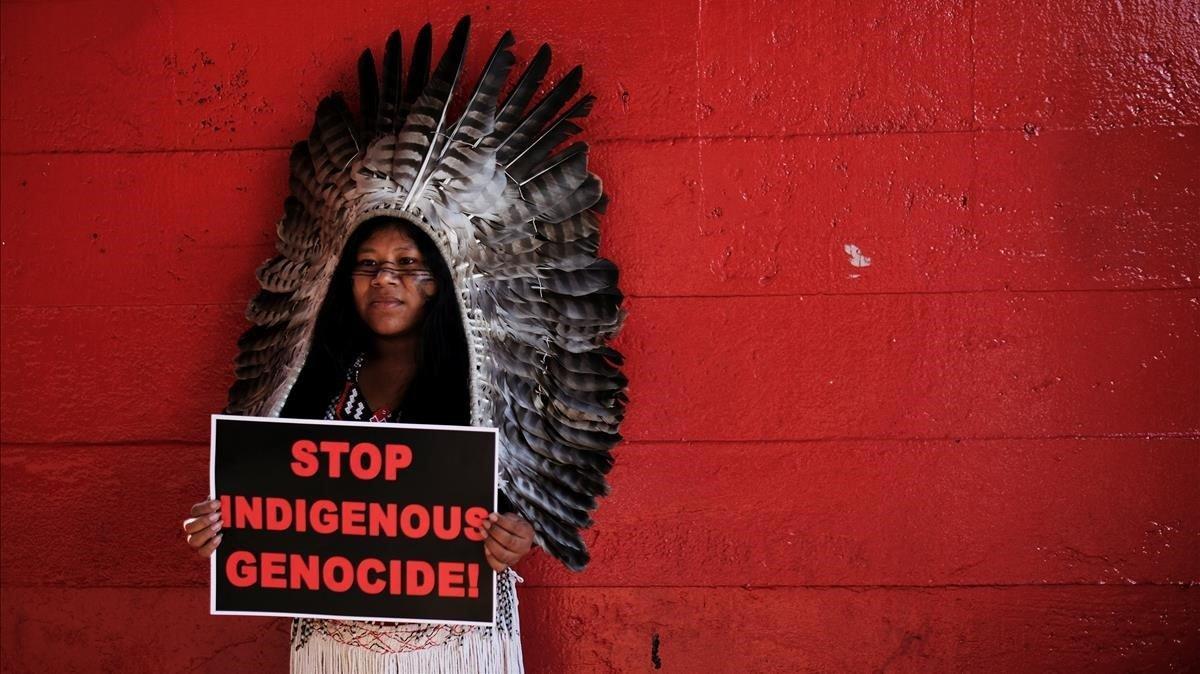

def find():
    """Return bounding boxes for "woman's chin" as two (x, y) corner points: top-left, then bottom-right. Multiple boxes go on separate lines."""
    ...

(359, 297), (426, 339)
(367, 318), (422, 338)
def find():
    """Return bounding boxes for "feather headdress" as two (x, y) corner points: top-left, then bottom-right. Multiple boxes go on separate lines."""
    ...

(226, 16), (625, 571)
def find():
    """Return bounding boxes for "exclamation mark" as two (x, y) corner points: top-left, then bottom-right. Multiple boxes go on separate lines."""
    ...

(467, 563), (479, 598)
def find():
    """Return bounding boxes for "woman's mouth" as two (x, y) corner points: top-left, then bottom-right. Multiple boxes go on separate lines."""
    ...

(369, 298), (405, 307)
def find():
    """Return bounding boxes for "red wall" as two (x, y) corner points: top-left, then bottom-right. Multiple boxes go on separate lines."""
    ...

(2, 0), (1198, 671)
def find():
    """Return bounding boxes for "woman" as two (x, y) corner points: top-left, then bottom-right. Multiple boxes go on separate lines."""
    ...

(183, 215), (534, 671)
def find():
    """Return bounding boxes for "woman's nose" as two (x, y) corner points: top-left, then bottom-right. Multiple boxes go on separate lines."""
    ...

(370, 268), (403, 285)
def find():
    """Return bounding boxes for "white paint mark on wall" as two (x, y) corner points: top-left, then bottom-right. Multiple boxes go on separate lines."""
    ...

(844, 243), (872, 267)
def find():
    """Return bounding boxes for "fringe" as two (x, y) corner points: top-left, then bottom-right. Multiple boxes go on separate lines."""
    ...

(291, 571), (524, 674)
(290, 627), (525, 674)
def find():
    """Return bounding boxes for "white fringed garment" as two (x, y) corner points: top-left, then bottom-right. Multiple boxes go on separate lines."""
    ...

(290, 571), (524, 673)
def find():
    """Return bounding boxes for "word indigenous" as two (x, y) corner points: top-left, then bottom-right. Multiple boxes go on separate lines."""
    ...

(219, 495), (489, 541)
(219, 439), (487, 599)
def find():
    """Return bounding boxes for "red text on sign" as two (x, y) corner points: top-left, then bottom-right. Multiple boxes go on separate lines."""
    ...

(290, 440), (413, 480)
(225, 551), (481, 599)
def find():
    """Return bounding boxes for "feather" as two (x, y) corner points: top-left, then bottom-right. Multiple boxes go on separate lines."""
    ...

(500, 418), (606, 508)
(548, 419), (621, 453)
(378, 31), (403, 132)
(287, 143), (320, 214)
(504, 488), (589, 570)
(535, 201), (598, 242)
(533, 259), (617, 296)
(575, 230), (602, 256)
(489, 44), (552, 146)
(506, 95), (594, 182)
(503, 463), (593, 529)
(543, 405), (620, 434)
(495, 65), (583, 165)
(445, 160), (508, 213)
(509, 456), (600, 511)
(535, 241), (605, 271)
(357, 48), (379, 137)
(313, 93), (361, 197)
(549, 291), (623, 326)
(558, 389), (627, 420)
(507, 404), (613, 473)
(227, 376), (268, 413)
(474, 240), (597, 278)
(519, 148), (589, 211)
(481, 216), (538, 245)
(255, 255), (310, 293)
(505, 374), (621, 456)
(489, 187), (541, 228)
(235, 324), (277, 353)
(404, 24), (433, 109)
(548, 359), (625, 392)
(245, 290), (295, 327)
(387, 130), (430, 193)
(234, 351), (272, 379)
(522, 140), (585, 182)
(548, 397), (624, 428)
(402, 16), (471, 209)
(558, 346), (624, 376)
(489, 338), (547, 381)
(275, 197), (319, 261)
(537, 173), (603, 224)
(591, 192), (610, 214)
(556, 322), (625, 354)
(446, 31), (515, 148)
(506, 279), (621, 327)
(431, 143), (499, 198)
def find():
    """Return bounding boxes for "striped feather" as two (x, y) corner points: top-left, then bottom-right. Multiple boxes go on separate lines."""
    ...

(495, 65), (582, 165)
(255, 255), (309, 293)
(402, 16), (472, 208)
(506, 95), (594, 182)
(488, 44), (552, 147)
(446, 31), (516, 148)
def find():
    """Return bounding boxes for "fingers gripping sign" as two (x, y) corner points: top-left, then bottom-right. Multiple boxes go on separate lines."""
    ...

(183, 498), (224, 558)
(481, 512), (535, 572)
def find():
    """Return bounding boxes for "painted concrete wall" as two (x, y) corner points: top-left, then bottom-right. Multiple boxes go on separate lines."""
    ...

(2, 0), (1197, 671)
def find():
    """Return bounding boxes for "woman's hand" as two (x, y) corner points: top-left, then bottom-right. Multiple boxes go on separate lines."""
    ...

(481, 512), (535, 572)
(183, 498), (224, 557)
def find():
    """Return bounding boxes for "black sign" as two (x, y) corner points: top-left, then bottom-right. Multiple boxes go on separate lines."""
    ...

(209, 415), (497, 625)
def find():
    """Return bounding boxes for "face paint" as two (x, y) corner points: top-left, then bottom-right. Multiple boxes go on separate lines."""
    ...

(350, 227), (438, 338)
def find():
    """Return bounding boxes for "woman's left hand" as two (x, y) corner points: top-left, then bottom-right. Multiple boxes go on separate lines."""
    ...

(481, 512), (535, 572)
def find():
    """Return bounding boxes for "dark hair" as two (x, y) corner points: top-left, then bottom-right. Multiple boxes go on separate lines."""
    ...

(281, 216), (471, 425)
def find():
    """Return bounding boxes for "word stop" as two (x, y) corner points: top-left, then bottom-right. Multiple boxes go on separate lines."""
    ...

(290, 440), (413, 480)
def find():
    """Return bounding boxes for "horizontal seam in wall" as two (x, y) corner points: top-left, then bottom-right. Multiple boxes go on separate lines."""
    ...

(3, 286), (1199, 311)
(5, 432), (1198, 450)
(623, 287), (1200, 299)
(1, 581), (1194, 590)
(2, 124), (1197, 157)
(618, 433), (1200, 445)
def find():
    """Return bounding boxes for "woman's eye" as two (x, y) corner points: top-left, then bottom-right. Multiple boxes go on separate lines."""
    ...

(398, 257), (418, 266)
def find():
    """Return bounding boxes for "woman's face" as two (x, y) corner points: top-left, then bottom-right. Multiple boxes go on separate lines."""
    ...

(350, 226), (438, 338)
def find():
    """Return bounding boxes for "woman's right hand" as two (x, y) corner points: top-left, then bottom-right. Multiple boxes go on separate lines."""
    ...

(183, 498), (224, 557)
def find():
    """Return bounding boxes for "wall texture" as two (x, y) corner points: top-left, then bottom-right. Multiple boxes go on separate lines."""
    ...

(2, 0), (1198, 671)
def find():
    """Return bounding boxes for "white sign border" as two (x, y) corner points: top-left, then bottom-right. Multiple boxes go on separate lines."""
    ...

(208, 413), (500, 627)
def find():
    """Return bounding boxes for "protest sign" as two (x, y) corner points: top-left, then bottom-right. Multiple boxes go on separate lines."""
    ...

(209, 414), (497, 625)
